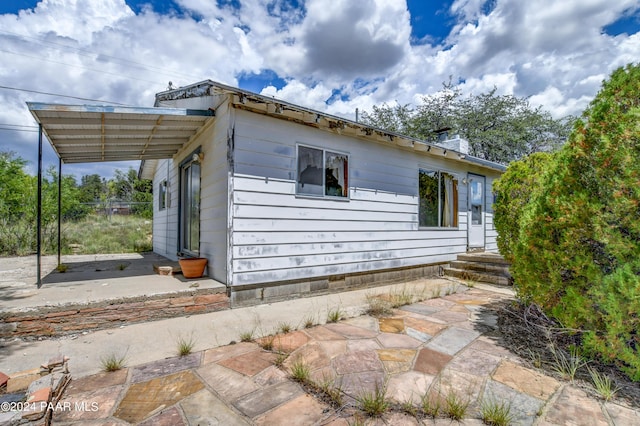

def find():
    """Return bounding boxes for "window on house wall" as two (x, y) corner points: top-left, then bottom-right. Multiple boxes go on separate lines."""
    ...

(159, 180), (167, 211)
(297, 145), (349, 198)
(419, 169), (458, 227)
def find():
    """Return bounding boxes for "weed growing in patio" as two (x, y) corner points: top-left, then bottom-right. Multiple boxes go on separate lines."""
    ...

(357, 382), (389, 417)
(327, 307), (343, 323)
(239, 328), (255, 342)
(588, 366), (620, 401)
(278, 321), (292, 334)
(401, 399), (418, 417)
(421, 392), (442, 418)
(273, 352), (288, 368)
(316, 375), (344, 407)
(100, 351), (127, 372)
(302, 314), (316, 329)
(388, 286), (415, 308)
(290, 359), (311, 383)
(365, 294), (393, 317)
(258, 334), (275, 351)
(176, 334), (196, 356)
(56, 263), (68, 273)
(480, 398), (513, 426)
(443, 390), (470, 420)
(550, 345), (586, 381)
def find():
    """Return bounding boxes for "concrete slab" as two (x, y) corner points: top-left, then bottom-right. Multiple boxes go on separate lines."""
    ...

(1, 253), (226, 313)
(180, 389), (250, 425)
(426, 327), (481, 356)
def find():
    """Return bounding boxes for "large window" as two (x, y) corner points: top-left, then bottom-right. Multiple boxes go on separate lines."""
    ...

(419, 169), (458, 227)
(297, 145), (349, 198)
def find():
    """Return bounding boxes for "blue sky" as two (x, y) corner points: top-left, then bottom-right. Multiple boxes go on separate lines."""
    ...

(0, 0), (638, 180)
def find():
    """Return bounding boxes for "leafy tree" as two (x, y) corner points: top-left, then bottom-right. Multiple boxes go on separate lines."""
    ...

(508, 64), (640, 380)
(79, 174), (107, 203)
(0, 151), (35, 223)
(108, 168), (152, 218)
(361, 82), (575, 164)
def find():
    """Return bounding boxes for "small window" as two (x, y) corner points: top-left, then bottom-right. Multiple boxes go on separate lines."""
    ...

(297, 145), (349, 198)
(159, 180), (167, 211)
(419, 169), (458, 227)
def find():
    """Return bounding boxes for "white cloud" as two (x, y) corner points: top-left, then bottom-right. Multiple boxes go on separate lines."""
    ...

(0, 0), (639, 178)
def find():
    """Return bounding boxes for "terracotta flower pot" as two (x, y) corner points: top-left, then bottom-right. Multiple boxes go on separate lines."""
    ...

(179, 257), (208, 279)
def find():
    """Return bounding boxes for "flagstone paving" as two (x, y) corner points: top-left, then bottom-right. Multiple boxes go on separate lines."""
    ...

(48, 286), (639, 425)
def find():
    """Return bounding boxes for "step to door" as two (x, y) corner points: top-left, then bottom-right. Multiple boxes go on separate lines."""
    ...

(444, 268), (511, 286)
(444, 252), (512, 286)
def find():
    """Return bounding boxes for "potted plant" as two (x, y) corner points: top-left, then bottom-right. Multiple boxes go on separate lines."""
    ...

(178, 257), (208, 278)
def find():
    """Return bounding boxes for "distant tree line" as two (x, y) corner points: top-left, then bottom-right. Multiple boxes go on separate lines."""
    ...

(0, 151), (152, 255)
(360, 81), (576, 164)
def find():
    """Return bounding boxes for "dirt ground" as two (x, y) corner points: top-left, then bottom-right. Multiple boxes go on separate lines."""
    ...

(492, 299), (640, 408)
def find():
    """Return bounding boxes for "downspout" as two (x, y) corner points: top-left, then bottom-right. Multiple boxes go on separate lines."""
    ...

(36, 124), (43, 288)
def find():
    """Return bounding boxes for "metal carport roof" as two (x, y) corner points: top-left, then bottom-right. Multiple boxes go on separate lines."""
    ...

(27, 102), (215, 163)
(26, 102), (215, 287)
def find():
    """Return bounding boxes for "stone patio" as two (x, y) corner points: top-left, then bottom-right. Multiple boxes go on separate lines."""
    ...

(31, 286), (639, 425)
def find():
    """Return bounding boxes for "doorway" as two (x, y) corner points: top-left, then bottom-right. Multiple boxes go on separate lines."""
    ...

(180, 155), (201, 255)
(468, 174), (485, 249)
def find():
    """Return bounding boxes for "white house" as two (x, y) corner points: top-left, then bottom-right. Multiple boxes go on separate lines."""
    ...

(138, 81), (505, 306)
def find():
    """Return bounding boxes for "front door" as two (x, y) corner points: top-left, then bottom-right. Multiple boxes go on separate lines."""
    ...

(468, 174), (485, 249)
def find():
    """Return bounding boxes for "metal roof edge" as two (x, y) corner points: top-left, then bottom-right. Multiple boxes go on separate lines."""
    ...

(154, 81), (507, 173)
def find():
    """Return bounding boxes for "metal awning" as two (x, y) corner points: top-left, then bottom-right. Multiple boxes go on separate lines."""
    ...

(27, 102), (215, 163)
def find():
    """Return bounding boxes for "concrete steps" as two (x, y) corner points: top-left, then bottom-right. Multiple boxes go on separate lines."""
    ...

(444, 252), (512, 286)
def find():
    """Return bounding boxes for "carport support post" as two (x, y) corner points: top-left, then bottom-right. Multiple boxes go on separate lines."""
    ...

(37, 124), (42, 288)
(57, 156), (62, 266)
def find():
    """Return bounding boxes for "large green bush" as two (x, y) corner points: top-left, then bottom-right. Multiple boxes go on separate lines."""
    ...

(510, 64), (640, 380)
(493, 152), (555, 263)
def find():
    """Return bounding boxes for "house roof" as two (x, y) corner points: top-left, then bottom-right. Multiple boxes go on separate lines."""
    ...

(27, 102), (214, 164)
(153, 80), (507, 174)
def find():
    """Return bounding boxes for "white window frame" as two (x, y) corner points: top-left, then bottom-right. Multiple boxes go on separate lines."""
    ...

(296, 144), (350, 200)
(418, 168), (459, 229)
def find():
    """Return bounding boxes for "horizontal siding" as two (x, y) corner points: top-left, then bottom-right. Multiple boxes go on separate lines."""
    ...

(233, 253), (456, 286)
(231, 175), (468, 286)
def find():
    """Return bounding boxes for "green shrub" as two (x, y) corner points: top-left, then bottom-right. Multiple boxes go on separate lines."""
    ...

(492, 151), (555, 263)
(511, 64), (640, 380)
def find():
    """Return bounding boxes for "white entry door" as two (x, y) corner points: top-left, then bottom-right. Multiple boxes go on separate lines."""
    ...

(468, 174), (485, 249)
